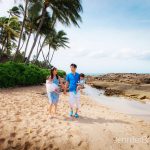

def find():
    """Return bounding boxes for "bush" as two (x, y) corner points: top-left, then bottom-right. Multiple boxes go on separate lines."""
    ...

(0, 61), (66, 88)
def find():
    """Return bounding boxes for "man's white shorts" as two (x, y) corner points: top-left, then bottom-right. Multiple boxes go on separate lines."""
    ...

(69, 92), (80, 108)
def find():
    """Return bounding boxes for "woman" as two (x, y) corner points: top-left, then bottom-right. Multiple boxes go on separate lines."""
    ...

(47, 67), (64, 116)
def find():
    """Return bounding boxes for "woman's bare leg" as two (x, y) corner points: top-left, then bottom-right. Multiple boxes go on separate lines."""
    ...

(49, 104), (53, 114)
(54, 104), (57, 114)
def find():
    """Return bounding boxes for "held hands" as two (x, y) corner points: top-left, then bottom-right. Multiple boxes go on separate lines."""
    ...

(63, 90), (67, 95)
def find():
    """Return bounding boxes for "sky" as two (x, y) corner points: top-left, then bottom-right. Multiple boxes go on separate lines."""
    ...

(0, 0), (150, 74)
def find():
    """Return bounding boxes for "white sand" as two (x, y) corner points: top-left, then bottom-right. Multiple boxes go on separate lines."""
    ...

(0, 85), (150, 150)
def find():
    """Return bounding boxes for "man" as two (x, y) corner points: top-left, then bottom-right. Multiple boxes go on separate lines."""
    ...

(65, 64), (80, 118)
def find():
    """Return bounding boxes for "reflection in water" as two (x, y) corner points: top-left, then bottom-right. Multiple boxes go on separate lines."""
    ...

(83, 85), (150, 121)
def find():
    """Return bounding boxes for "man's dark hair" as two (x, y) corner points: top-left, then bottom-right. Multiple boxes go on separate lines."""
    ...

(70, 63), (77, 68)
(80, 73), (85, 77)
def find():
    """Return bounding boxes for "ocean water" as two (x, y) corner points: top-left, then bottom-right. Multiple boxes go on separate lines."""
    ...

(84, 85), (150, 121)
(85, 73), (105, 76)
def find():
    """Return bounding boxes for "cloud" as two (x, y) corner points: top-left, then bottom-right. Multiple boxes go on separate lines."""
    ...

(69, 49), (109, 59)
(71, 48), (150, 61)
(138, 50), (150, 60)
(88, 50), (108, 58)
(111, 48), (150, 60)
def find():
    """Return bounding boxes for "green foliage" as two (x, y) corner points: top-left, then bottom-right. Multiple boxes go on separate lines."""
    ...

(0, 62), (66, 88)
(31, 59), (51, 69)
(57, 70), (66, 78)
(13, 51), (25, 63)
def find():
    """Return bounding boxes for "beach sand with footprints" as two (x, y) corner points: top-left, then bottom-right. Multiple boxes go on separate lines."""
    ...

(0, 85), (150, 150)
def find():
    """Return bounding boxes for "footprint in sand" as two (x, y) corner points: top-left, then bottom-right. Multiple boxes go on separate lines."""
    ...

(13, 126), (17, 131)
(42, 119), (47, 122)
(78, 141), (83, 146)
(68, 134), (73, 138)
(8, 139), (13, 145)
(15, 111), (20, 115)
(0, 125), (4, 129)
(58, 121), (62, 124)
(12, 143), (22, 149)
(10, 132), (16, 138)
(0, 138), (5, 144)
(15, 118), (22, 122)
(36, 129), (42, 134)
(18, 138), (21, 140)
(43, 132), (49, 136)
(24, 141), (32, 150)
(49, 143), (53, 148)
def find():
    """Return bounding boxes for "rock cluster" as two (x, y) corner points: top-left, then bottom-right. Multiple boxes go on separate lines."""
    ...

(87, 73), (150, 85)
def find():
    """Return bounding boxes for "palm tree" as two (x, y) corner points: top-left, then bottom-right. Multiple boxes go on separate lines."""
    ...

(8, 5), (21, 17)
(23, 15), (39, 58)
(46, 30), (69, 64)
(10, 2), (42, 59)
(15, 0), (29, 55)
(26, 0), (82, 63)
(34, 12), (56, 60)
(8, 4), (28, 56)
(0, 17), (7, 50)
(0, 16), (20, 54)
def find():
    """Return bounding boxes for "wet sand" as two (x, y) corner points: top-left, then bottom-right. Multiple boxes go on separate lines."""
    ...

(0, 85), (150, 150)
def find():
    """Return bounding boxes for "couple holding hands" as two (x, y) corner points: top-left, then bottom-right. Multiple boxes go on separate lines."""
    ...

(46, 64), (85, 118)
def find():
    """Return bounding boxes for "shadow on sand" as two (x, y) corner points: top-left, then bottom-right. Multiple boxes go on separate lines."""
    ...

(63, 116), (130, 125)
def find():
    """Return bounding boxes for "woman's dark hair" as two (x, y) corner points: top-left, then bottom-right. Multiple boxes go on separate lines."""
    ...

(70, 63), (77, 68)
(50, 67), (58, 80)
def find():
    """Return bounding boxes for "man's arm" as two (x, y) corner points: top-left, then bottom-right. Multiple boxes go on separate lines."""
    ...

(64, 81), (69, 94)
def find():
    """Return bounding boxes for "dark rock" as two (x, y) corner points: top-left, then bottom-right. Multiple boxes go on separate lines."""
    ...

(141, 78), (150, 84)
(104, 89), (123, 96)
(140, 96), (147, 100)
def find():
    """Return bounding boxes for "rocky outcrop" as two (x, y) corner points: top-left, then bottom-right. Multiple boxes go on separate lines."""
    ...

(86, 73), (150, 101)
(87, 73), (150, 85)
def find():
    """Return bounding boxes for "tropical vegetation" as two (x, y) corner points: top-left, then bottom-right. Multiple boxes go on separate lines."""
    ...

(0, 61), (66, 88)
(0, 0), (82, 63)
(0, 0), (82, 87)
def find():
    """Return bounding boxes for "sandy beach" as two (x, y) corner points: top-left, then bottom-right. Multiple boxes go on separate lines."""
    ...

(0, 85), (150, 150)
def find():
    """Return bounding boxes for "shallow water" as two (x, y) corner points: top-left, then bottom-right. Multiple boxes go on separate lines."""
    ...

(83, 85), (150, 121)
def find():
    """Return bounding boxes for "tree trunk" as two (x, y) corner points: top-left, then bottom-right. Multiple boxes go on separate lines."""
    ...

(46, 46), (51, 61)
(24, 30), (32, 58)
(6, 37), (9, 54)
(25, 5), (47, 63)
(0, 27), (4, 44)
(1, 36), (7, 52)
(41, 49), (46, 62)
(3, 35), (8, 52)
(35, 37), (46, 61)
(19, 41), (25, 51)
(15, 0), (29, 58)
(49, 50), (55, 64)
(36, 35), (42, 56)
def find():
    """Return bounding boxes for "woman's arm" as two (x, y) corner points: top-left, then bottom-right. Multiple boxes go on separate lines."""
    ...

(46, 76), (52, 83)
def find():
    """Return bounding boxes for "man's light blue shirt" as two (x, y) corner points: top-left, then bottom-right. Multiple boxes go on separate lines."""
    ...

(66, 72), (80, 92)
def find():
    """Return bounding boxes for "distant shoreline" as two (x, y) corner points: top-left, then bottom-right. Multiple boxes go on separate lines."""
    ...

(86, 73), (150, 76)
(86, 73), (150, 102)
